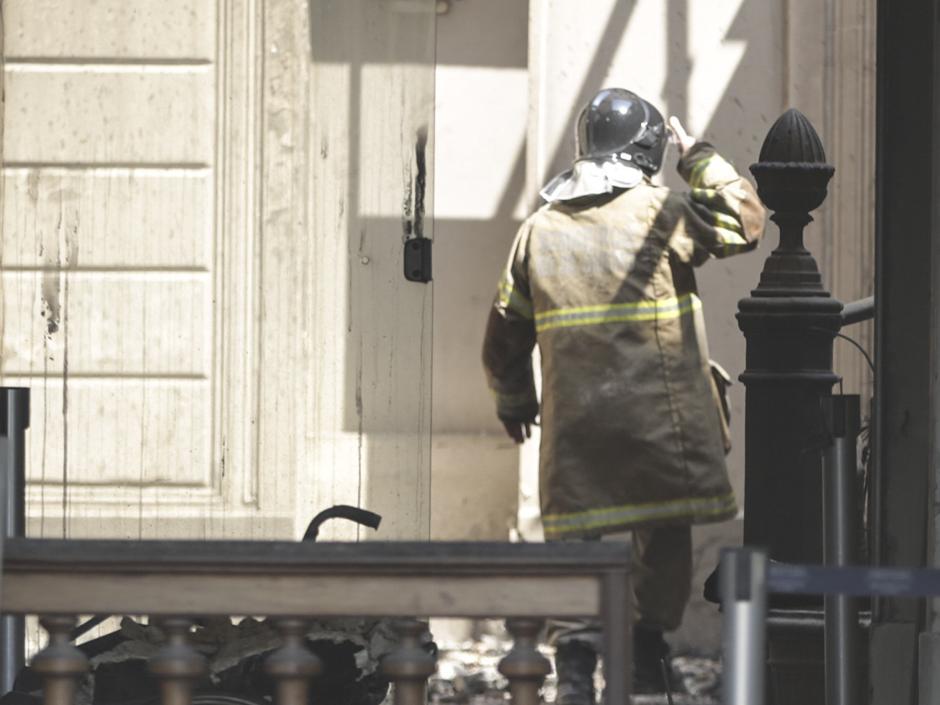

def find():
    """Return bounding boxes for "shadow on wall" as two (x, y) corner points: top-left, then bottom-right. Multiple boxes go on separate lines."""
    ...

(433, 0), (639, 434)
(431, 0), (530, 433)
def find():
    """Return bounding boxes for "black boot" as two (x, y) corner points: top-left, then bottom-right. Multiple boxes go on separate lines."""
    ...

(632, 625), (683, 695)
(554, 640), (597, 705)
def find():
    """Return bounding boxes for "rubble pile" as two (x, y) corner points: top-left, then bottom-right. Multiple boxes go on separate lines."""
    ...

(429, 637), (721, 705)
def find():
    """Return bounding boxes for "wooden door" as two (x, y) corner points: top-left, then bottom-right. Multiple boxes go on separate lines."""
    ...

(1, 0), (435, 541)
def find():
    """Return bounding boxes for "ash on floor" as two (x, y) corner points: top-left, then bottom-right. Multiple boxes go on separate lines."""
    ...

(428, 636), (720, 705)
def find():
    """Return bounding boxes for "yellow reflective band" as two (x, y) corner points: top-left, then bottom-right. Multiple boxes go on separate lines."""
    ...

(535, 294), (701, 333)
(714, 234), (758, 258)
(716, 226), (747, 243)
(498, 277), (533, 319)
(690, 187), (719, 202)
(688, 159), (711, 188)
(542, 493), (737, 537)
(703, 209), (745, 235)
(691, 187), (746, 207)
(688, 154), (738, 189)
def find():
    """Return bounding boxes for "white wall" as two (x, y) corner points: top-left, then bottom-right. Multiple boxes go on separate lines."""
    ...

(430, 0), (530, 541)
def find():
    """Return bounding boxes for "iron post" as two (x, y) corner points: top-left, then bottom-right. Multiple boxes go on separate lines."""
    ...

(738, 110), (843, 704)
(0, 388), (29, 694)
(740, 108), (842, 563)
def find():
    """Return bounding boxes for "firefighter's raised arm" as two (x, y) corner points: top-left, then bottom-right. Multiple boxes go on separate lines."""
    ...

(667, 117), (766, 263)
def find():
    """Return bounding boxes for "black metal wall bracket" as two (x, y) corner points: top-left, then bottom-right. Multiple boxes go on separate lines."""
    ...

(404, 237), (432, 283)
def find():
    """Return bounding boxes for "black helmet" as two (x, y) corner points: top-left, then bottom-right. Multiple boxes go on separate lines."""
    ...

(575, 88), (667, 176)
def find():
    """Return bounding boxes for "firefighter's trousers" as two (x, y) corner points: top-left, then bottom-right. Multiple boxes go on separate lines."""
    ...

(548, 524), (693, 649)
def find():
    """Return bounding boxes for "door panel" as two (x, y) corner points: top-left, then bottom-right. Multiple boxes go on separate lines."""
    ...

(5, 0), (216, 60)
(3, 170), (213, 268)
(4, 69), (214, 164)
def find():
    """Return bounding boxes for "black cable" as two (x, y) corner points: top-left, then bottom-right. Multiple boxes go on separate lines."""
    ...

(833, 332), (876, 373)
(808, 327), (876, 374)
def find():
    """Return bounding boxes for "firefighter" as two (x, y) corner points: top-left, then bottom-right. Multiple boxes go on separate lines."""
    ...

(481, 88), (765, 698)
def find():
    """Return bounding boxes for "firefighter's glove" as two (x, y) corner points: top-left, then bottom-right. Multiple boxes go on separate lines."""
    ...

(668, 116), (697, 156)
(501, 419), (533, 445)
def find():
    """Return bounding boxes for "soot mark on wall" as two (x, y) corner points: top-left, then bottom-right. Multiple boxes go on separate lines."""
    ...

(400, 126), (429, 240)
(413, 126), (428, 239)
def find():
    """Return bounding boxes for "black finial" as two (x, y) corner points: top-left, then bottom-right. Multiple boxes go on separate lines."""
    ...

(747, 110), (835, 295)
(750, 109), (834, 218)
(758, 109), (828, 164)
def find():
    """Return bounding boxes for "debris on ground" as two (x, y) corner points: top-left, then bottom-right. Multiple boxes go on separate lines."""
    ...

(429, 637), (720, 705)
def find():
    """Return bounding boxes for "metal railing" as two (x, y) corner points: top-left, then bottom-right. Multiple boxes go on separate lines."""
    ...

(722, 548), (940, 705)
(0, 386), (633, 705)
(840, 296), (874, 327)
(0, 538), (632, 705)
(820, 294), (874, 705)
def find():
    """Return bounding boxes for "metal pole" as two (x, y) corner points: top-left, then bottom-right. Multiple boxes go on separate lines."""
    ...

(822, 394), (861, 705)
(601, 568), (632, 702)
(721, 547), (767, 705)
(0, 388), (29, 694)
(841, 296), (875, 326)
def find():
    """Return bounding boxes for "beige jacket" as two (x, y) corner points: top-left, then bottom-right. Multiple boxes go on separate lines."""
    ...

(482, 143), (765, 540)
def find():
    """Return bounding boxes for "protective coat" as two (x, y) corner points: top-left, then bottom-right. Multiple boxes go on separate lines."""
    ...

(482, 143), (765, 539)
